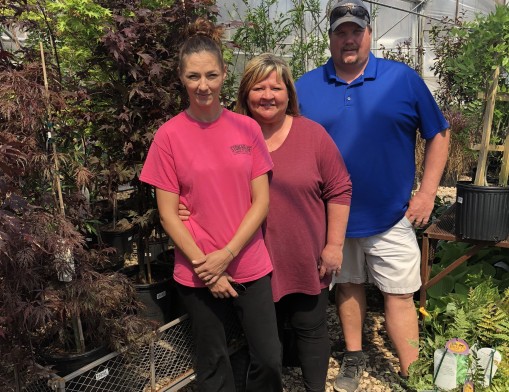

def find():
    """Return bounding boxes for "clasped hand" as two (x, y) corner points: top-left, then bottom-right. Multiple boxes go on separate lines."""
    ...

(206, 273), (239, 298)
(192, 248), (231, 285)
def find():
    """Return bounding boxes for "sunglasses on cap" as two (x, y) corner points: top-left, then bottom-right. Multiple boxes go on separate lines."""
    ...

(331, 4), (370, 24)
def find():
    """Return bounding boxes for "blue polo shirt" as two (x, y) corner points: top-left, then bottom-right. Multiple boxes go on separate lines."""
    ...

(296, 53), (449, 238)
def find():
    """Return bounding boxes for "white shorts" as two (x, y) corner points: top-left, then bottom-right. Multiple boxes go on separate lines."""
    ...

(332, 216), (421, 294)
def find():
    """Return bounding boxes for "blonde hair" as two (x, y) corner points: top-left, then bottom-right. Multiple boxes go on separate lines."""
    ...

(179, 18), (225, 75)
(235, 53), (300, 117)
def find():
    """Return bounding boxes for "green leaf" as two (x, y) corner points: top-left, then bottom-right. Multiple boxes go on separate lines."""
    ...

(454, 282), (470, 296)
(427, 275), (456, 299)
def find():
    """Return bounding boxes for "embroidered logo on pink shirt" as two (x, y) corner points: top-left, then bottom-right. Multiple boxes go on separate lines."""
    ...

(230, 144), (252, 155)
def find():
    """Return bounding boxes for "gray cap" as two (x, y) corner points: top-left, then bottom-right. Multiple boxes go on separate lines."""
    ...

(330, 0), (370, 31)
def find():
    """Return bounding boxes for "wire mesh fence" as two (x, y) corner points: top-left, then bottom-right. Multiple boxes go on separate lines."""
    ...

(23, 314), (246, 392)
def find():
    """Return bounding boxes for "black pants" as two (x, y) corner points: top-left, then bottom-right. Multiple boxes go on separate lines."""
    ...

(275, 288), (330, 392)
(177, 275), (283, 392)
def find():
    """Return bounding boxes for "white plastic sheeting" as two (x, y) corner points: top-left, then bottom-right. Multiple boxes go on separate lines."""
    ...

(217, 0), (505, 86)
(367, 0), (500, 87)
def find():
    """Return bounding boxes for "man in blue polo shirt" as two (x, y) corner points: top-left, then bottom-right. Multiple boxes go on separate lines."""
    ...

(296, 1), (450, 391)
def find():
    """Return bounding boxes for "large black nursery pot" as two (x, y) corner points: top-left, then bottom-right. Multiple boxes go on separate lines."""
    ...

(455, 181), (509, 241)
(145, 236), (174, 263)
(120, 263), (182, 325)
(39, 346), (109, 376)
(99, 223), (137, 266)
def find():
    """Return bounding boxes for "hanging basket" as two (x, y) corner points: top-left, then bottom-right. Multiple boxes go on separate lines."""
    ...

(455, 181), (509, 241)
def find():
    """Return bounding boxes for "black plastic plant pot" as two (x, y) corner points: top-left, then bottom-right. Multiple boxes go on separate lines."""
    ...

(40, 346), (109, 376)
(99, 225), (137, 264)
(455, 181), (509, 241)
(146, 237), (173, 263)
(119, 263), (176, 325)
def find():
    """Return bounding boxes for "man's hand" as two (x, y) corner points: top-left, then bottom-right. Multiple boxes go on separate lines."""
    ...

(192, 248), (234, 284)
(406, 190), (435, 227)
(318, 243), (343, 279)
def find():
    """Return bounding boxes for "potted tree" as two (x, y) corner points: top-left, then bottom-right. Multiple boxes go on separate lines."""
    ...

(84, 0), (219, 325)
(429, 6), (509, 242)
(0, 13), (149, 389)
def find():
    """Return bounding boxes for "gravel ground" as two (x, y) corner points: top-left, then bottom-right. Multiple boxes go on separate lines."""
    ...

(179, 186), (459, 391)
(299, 287), (406, 392)
(285, 186), (459, 392)
(180, 286), (407, 392)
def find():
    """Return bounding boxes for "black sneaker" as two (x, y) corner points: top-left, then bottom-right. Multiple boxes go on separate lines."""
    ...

(333, 351), (366, 392)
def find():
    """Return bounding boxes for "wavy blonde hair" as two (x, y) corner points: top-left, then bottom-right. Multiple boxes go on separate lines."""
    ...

(235, 53), (299, 117)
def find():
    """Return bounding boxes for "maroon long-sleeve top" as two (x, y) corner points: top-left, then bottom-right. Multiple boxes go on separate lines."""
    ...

(265, 116), (352, 302)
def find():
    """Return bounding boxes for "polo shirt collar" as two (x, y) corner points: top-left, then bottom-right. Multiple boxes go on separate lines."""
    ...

(325, 52), (378, 84)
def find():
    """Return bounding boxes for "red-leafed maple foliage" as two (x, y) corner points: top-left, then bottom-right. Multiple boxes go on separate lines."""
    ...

(0, 0), (219, 389)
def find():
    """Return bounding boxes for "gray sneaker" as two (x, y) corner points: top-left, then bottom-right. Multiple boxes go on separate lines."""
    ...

(333, 351), (366, 392)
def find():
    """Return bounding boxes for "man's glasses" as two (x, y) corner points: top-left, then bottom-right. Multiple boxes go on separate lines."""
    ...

(331, 5), (370, 24)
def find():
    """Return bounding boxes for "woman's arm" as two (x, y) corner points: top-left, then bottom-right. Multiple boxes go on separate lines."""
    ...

(156, 188), (240, 298)
(319, 203), (350, 278)
(156, 188), (205, 262)
(193, 173), (270, 283)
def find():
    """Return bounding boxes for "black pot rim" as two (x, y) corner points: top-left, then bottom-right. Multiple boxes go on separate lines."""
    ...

(456, 180), (509, 191)
(119, 263), (173, 288)
(39, 344), (107, 362)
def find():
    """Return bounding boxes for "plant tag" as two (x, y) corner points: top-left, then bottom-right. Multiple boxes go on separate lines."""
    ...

(95, 368), (109, 381)
(457, 196), (463, 203)
(434, 348), (458, 390)
(56, 244), (75, 282)
(446, 338), (469, 355)
(157, 291), (167, 300)
(476, 347), (502, 387)
(444, 339), (469, 386)
(128, 236), (133, 241)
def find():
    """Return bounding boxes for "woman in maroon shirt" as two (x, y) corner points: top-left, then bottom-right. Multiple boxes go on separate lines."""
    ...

(236, 53), (351, 392)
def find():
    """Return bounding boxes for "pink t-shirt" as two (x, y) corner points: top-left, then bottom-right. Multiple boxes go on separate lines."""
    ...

(140, 109), (274, 287)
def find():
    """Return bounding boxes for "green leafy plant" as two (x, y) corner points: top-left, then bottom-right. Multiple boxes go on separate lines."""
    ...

(429, 6), (509, 182)
(425, 242), (509, 312)
(287, 0), (329, 79)
(229, 0), (292, 59)
(409, 280), (509, 391)
(227, 0), (329, 82)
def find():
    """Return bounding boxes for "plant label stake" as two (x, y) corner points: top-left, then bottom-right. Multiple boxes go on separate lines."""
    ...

(40, 41), (85, 353)
(474, 66), (500, 186)
(39, 42), (65, 216)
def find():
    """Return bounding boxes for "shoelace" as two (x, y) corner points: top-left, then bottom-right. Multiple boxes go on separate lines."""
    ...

(341, 356), (363, 379)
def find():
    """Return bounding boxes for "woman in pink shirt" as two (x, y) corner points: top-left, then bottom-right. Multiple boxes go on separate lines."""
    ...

(140, 21), (282, 392)
(181, 54), (351, 391)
